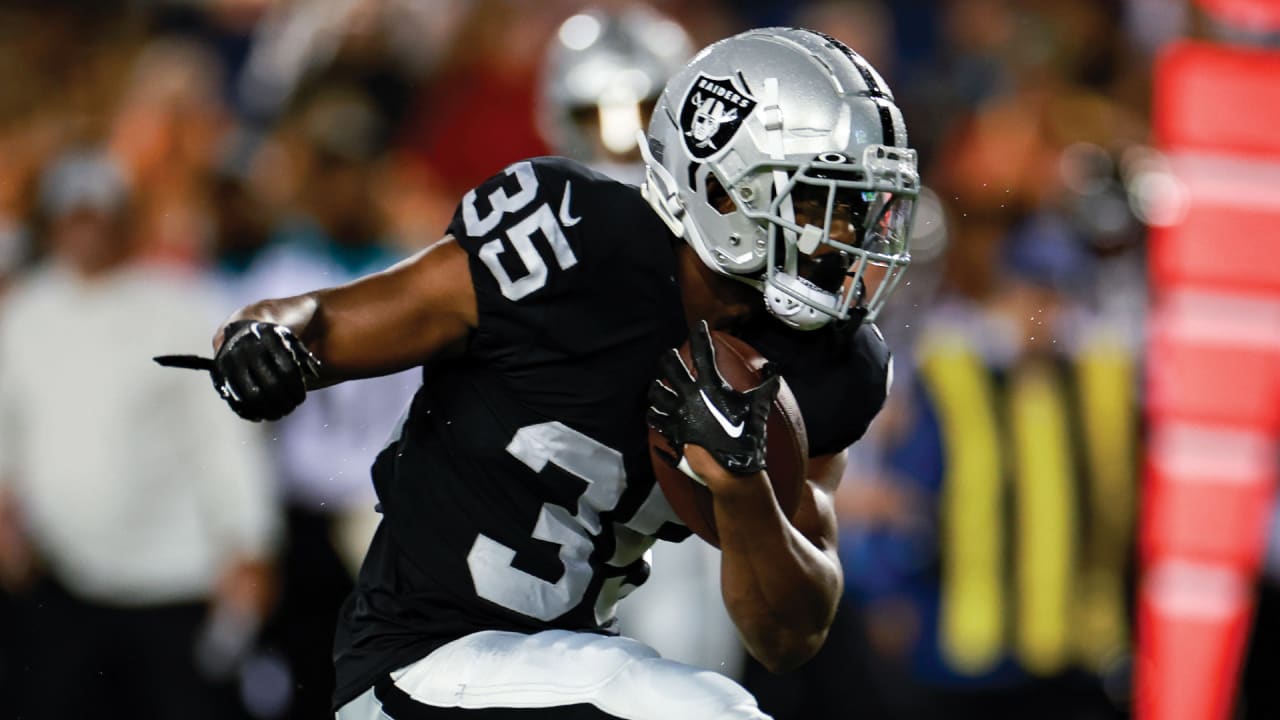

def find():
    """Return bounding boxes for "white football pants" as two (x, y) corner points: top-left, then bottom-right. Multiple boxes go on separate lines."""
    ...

(335, 629), (770, 719)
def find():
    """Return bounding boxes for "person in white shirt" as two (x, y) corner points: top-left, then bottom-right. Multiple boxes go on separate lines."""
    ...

(0, 149), (278, 720)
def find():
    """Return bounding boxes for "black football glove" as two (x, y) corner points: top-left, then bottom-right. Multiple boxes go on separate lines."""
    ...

(210, 320), (320, 421)
(647, 321), (780, 475)
(155, 320), (321, 422)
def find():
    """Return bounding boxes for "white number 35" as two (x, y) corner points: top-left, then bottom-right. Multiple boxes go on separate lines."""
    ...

(463, 162), (578, 301)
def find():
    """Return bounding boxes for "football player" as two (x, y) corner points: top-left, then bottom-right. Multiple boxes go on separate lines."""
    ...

(537, 6), (692, 185)
(194, 28), (915, 719)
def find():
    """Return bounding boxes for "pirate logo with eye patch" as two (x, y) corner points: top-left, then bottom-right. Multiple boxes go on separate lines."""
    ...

(679, 74), (757, 160)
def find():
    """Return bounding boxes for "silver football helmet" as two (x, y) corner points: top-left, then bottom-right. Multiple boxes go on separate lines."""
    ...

(640, 28), (919, 329)
(539, 6), (692, 166)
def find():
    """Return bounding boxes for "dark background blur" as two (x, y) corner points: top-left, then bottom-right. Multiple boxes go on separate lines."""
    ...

(0, 0), (1162, 280)
(0, 1), (1275, 719)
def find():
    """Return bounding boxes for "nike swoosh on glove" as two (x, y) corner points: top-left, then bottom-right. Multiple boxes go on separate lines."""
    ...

(647, 320), (779, 475)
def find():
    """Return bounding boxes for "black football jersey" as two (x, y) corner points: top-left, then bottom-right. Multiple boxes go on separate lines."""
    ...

(331, 157), (894, 707)
(333, 158), (692, 706)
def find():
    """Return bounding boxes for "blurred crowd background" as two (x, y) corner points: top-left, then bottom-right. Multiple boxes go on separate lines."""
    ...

(0, 0), (1274, 719)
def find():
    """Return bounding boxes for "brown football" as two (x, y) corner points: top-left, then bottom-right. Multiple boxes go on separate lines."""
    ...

(649, 331), (809, 547)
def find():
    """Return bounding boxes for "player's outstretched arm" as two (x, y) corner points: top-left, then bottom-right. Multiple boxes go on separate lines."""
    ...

(210, 236), (477, 420)
(648, 322), (842, 672)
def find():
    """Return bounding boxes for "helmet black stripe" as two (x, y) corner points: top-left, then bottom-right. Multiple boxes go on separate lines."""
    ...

(875, 97), (896, 147)
(799, 29), (883, 96)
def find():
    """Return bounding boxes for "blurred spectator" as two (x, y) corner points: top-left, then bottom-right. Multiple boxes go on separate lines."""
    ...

(793, 0), (897, 78)
(0, 148), (278, 720)
(220, 85), (420, 720)
(230, 0), (468, 253)
(235, 0), (460, 130)
(110, 36), (233, 266)
(399, 0), (566, 197)
(536, 4), (692, 184)
(841, 211), (1138, 720)
(828, 5), (1149, 714)
(208, 148), (276, 279)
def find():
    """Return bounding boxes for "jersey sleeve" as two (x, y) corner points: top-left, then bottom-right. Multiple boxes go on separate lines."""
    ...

(446, 157), (681, 371)
(740, 319), (893, 457)
(824, 323), (893, 453)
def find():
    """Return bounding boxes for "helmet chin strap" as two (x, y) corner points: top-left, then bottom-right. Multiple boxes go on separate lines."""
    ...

(765, 273), (836, 330)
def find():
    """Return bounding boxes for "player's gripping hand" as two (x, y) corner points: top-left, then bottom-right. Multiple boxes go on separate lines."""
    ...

(210, 320), (320, 422)
(647, 321), (780, 475)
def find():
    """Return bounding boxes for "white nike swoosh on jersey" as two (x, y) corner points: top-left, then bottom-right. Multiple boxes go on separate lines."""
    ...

(559, 181), (581, 227)
(700, 389), (744, 438)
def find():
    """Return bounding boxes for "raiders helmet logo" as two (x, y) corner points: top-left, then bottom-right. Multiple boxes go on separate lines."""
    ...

(679, 74), (757, 160)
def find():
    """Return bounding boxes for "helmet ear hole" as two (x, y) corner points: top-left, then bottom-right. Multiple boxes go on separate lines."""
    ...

(705, 174), (735, 216)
